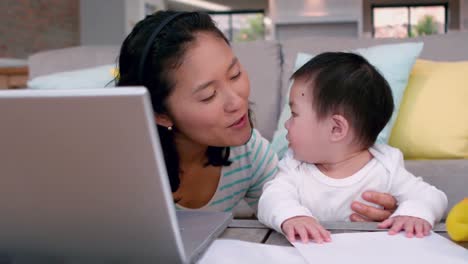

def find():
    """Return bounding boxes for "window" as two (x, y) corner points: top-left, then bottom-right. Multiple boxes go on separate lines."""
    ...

(209, 10), (265, 42)
(372, 4), (447, 38)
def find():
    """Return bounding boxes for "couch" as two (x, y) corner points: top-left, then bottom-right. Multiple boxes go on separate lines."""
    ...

(27, 32), (468, 218)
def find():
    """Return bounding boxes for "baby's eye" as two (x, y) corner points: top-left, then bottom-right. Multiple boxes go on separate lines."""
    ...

(230, 71), (241, 80)
(291, 111), (298, 117)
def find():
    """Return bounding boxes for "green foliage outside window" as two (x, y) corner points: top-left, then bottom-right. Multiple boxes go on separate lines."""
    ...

(411, 15), (439, 37)
(234, 15), (264, 42)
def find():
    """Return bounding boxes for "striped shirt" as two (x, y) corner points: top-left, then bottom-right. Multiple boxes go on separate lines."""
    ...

(175, 129), (278, 213)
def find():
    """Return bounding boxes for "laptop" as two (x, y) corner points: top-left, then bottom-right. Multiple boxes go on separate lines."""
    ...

(0, 87), (232, 263)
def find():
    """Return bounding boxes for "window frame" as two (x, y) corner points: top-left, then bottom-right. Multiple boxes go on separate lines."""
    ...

(207, 9), (265, 41)
(371, 3), (448, 38)
(362, 0), (461, 36)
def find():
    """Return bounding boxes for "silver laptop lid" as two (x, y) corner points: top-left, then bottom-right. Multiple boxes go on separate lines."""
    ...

(0, 88), (186, 262)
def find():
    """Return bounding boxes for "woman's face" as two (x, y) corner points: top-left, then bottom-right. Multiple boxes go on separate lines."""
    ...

(163, 32), (252, 147)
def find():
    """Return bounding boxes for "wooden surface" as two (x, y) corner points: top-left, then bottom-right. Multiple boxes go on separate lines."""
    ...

(0, 67), (28, 75)
(0, 66), (28, 89)
(220, 220), (468, 249)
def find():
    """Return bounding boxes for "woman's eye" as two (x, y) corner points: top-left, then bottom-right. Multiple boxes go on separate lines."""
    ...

(201, 91), (217, 102)
(230, 71), (241, 80)
(291, 112), (298, 117)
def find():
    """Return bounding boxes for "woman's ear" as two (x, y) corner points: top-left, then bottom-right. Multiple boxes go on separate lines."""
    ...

(329, 114), (349, 142)
(155, 113), (174, 128)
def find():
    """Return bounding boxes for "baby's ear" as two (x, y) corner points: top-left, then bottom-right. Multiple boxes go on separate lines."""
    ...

(329, 114), (349, 142)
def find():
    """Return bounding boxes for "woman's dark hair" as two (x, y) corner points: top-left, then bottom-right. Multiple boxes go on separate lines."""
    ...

(292, 52), (394, 148)
(116, 11), (232, 192)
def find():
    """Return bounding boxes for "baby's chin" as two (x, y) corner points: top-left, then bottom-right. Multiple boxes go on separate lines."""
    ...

(293, 151), (320, 163)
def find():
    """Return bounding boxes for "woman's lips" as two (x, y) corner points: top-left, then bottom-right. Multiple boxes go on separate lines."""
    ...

(228, 114), (247, 129)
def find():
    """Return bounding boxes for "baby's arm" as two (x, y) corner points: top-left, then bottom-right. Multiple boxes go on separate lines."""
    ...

(258, 164), (329, 243)
(379, 215), (433, 237)
(380, 148), (448, 236)
(281, 215), (331, 243)
(258, 151), (325, 241)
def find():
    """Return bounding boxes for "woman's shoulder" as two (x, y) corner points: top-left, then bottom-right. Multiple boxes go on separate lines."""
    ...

(229, 129), (276, 165)
(231, 129), (269, 153)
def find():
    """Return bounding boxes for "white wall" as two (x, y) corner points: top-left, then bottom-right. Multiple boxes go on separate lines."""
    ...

(125, 0), (166, 34)
(167, 0), (266, 11)
(268, 0), (362, 41)
(276, 22), (358, 40)
(208, 0), (266, 9)
(463, 0), (468, 30)
(270, 0), (360, 22)
(81, 0), (166, 45)
(80, 0), (126, 45)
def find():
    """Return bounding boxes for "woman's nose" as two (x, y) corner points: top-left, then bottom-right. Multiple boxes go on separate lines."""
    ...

(224, 89), (244, 113)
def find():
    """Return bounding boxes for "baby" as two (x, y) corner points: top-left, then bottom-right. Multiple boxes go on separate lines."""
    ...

(258, 52), (447, 243)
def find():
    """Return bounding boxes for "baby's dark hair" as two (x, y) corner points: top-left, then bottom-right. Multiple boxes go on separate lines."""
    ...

(292, 52), (394, 148)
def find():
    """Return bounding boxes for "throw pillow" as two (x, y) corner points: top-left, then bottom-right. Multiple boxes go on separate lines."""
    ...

(389, 59), (468, 159)
(271, 42), (424, 159)
(28, 64), (116, 90)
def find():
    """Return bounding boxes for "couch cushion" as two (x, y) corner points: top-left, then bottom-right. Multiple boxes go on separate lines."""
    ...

(28, 64), (115, 90)
(405, 159), (468, 219)
(233, 41), (282, 140)
(389, 59), (468, 159)
(28, 46), (120, 79)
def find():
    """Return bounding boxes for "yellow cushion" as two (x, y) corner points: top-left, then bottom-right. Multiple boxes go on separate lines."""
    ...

(389, 59), (468, 159)
(111, 67), (119, 78)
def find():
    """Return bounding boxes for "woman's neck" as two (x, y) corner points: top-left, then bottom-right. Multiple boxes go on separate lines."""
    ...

(172, 133), (222, 209)
(174, 133), (208, 170)
(316, 148), (372, 179)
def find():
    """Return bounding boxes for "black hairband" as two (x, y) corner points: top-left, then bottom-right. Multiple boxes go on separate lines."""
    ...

(138, 12), (189, 84)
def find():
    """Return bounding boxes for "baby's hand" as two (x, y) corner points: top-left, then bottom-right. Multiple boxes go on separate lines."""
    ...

(281, 216), (331, 244)
(378, 216), (432, 238)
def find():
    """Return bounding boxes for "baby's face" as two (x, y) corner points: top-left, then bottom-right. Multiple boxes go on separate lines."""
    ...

(285, 79), (331, 163)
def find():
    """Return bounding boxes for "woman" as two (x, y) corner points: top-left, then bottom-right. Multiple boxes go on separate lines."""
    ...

(116, 10), (396, 221)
